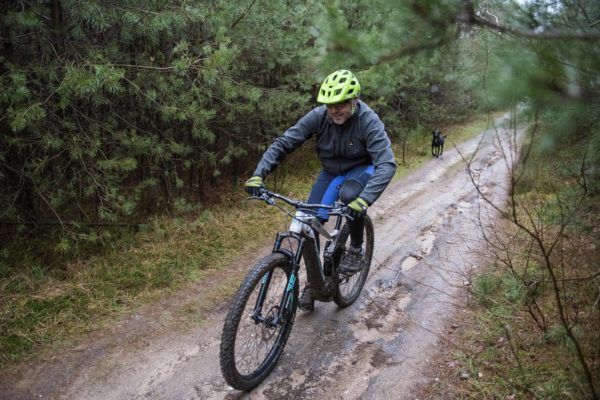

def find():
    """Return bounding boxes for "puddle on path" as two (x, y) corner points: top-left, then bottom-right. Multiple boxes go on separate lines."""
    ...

(401, 223), (440, 272)
(401, 256), (419, 272)
(350, 280), (411, 343)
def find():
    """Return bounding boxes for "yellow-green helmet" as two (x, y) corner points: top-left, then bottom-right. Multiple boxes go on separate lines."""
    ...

(317, 70), (361, 104)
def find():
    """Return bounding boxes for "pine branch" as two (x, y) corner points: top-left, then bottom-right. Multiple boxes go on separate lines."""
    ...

(230, 0), (259, 31)
(469, 10), (600, 41)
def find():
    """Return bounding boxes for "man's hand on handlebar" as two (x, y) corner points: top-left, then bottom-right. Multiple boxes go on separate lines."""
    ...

(244, 176), (264, 197)
(347, 197), (369, 219)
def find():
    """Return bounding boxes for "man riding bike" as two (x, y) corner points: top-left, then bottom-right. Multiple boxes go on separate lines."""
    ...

(245, 69), (396, 311)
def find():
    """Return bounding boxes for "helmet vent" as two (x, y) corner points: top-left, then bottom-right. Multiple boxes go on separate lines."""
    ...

(316, 69), (361, 104)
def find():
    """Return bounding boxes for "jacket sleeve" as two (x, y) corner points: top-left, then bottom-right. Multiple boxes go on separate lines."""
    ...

(253, 109), (319, 178)
(360, 116), (397, 205)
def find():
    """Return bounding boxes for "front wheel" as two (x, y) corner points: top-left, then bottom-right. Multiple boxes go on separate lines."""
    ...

(220, 253), (298, 391)
(334, 214), (374, 307)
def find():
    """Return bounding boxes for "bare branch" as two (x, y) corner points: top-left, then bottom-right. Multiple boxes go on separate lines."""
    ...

(230, 0), (259, 31)
(470, 12), (600, 41)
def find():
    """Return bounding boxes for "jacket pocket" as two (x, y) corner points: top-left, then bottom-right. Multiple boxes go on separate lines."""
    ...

(344, 138), (365, 158)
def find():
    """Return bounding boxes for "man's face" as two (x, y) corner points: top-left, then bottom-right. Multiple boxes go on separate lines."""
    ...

(326, 100), (355, 125)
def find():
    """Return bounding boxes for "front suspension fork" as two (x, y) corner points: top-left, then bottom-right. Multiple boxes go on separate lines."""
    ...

(251, 232), (305, 324)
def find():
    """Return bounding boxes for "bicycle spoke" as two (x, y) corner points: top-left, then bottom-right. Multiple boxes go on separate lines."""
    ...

(221, 255), (297, 388)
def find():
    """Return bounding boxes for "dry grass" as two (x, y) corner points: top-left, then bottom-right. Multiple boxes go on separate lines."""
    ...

(416, 124), (600, 400)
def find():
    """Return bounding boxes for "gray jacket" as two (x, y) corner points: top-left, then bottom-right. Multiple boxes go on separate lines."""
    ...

(253, 100), (396, 205)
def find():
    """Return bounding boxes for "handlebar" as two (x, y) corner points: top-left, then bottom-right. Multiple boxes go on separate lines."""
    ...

(251, 187), (349, 218)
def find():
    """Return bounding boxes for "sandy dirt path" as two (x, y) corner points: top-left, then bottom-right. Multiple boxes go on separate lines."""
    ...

(0, 114), (517, 400)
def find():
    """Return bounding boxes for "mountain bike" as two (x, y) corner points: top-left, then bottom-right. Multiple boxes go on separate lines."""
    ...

(219, 187), (374, 390)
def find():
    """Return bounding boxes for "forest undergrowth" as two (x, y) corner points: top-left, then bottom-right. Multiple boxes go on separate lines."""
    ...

(418, 120), (600, 400)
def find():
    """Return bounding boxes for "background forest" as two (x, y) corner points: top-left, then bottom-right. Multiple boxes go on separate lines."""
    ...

(1, 0), (599, 398)
(1, 0), (478, 231)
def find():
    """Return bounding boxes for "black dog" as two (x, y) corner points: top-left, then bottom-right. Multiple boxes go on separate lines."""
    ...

(431, 129), (446, 158)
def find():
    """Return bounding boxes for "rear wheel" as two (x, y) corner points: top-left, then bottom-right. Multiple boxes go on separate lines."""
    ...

(334, 215), (374, 307)
(220, 253), (298, 390)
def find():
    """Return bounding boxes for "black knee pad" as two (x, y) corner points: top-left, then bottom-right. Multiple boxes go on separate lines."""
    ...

(338, 180), (364, 204)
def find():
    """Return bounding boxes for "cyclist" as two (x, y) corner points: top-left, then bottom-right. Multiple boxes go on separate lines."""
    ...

(245, 69), (397, 310)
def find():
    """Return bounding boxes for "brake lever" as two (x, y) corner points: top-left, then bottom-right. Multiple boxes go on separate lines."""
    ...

(263, 194), (276, 205)
(246, 194), (275, 206)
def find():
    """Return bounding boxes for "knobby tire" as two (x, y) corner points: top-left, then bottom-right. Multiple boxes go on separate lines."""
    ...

(219, 253), (298, 391)
(334, 215), (374, 307)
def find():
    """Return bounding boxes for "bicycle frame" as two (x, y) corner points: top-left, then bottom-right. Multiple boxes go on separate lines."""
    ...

(251, 190), (349, 319)
(278, 215), (345, 301)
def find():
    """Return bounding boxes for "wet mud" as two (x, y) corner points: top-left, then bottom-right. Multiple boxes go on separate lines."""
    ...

(0, 115), (519, 400)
